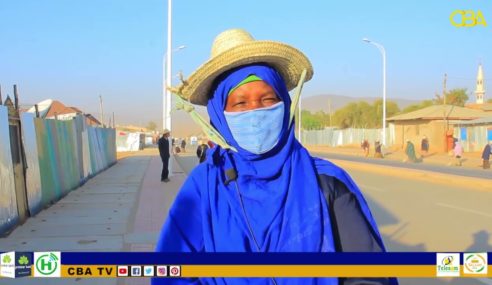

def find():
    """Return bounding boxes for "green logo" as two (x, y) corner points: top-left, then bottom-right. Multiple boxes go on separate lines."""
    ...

(35, 253), (58, 275)
(18, 255), (29, 265)
(2, 255), (12, 264)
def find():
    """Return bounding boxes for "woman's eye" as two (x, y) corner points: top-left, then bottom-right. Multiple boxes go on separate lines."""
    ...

(263, 97), (278, 103)
(233, 101), (246, 107)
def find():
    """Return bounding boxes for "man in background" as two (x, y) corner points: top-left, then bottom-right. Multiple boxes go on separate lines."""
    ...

(158, 129), (171, 182)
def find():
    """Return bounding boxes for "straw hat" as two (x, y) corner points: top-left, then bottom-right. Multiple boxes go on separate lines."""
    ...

(162, 129), (170, 135)
(173, 29), (313, 106)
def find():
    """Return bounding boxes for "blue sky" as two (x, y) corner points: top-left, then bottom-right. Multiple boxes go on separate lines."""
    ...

(1, 0), (491, 127)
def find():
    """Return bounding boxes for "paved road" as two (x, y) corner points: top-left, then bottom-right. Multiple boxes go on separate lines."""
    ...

(176, 154), (492, 285)
(311, 152), (492, 180)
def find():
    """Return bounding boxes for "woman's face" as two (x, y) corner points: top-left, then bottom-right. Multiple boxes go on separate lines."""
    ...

(225, 81), (280, 112)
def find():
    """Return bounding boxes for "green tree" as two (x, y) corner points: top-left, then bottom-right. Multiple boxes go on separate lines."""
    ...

(434, 88), (469, 106)
(146, 121), (157, 131)
(401, 100), (434, 114)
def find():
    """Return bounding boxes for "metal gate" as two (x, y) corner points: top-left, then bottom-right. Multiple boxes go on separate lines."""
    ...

(4, 86), (29, 224)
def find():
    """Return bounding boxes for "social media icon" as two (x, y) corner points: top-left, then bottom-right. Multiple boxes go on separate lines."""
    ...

(169, 265), (181, 277)
(143, 266), (154, 277)
(117, 266), (128, 277)
(131, 266), (142, 276)
(156, 265), (167, 277)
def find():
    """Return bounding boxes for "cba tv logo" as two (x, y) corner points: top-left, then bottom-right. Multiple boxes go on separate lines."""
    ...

(450, 10), (487, 27)
(34, 252), (61, 277)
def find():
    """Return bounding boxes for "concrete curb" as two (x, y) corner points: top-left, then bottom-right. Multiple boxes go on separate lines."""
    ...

(332, 159), (491, 192)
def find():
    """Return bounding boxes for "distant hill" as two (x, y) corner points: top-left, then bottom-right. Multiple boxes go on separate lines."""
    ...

(302, 94), (420, 113)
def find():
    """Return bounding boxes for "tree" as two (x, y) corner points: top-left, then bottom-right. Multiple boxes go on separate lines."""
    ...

(434, 88), (469, 106)
(401, 100), (434, 114)
(487, 99), (492, 103)
(146, 121), (157, 131)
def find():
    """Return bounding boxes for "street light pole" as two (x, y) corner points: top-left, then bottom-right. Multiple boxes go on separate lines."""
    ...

(162, 45), (185, 131)
(363, 38), (386, 145)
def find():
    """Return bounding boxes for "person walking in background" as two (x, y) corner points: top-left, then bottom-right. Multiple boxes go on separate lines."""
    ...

(420, 135), (429, 156)
(196, 143), (209, 163)
(158, 129), (171, 182)
(374, 140), (383, 158)
(361, 139), (370, 157)
(482, 142), (491, 169)
(453, 140), (463, 166)
(180, 138), (187, 153)
(405, 140), (421, 163)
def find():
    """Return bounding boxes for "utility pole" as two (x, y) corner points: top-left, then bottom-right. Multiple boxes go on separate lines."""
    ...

(443, 73), (449, 151)
(443, 73), (447, 105)
(113, 112), (115, 128)
(99, 95), (104, 128)
(328, 98), (332, 127)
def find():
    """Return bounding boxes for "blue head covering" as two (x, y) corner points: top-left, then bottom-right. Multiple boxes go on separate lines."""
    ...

(154, 64), (389, 285)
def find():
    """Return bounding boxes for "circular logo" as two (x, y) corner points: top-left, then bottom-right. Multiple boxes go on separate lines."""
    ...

(171, 267), (179, 275)
(465, 254), (486, 273)
(36, 254), (58, 275)
(442, 256), (454, 265)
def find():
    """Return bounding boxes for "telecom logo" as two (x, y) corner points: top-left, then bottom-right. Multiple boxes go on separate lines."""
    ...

(436, 253), (460, 277)
(464, 253), (488, 275)
(33, 252), (61, 277)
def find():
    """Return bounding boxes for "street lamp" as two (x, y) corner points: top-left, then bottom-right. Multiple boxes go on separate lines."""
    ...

(363, 38), (387, 145)
(162, 45), (186, 131)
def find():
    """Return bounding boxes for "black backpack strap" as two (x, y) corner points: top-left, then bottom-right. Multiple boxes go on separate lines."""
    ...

(317, 174), (394, 285)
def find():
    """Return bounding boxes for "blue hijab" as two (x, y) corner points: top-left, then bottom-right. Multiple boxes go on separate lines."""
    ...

(154, 64), (386, 285)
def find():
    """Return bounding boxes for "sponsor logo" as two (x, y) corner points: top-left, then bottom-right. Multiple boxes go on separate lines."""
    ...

(169, 265), (181, 277)
(131, 266), (142, 277)
(0, 252), (16, 278)
(143, 266), (154, 277)
(15, 252), (33, 278)
(464, 253), (488, 275)
(117, 266), (128, 277)
(156, 265), (168, 277)
(33, 252), (61, 277)
(436, 253), (460, 277)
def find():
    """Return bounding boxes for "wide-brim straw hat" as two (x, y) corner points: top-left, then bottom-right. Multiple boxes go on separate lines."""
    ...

(173, 29), (313, 106)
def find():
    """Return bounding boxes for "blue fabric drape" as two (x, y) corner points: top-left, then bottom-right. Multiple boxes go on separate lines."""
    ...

(154, 64), (386, 285)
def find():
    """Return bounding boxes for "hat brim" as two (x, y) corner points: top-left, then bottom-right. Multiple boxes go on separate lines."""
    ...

(175, 41), (313, 106)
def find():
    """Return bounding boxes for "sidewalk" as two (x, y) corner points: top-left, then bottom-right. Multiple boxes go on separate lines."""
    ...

(0, 148), (187, 285)
(306, 144), (487, 170)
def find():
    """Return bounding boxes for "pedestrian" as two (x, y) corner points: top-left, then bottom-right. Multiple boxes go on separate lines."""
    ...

(157, 129), (170, 182)
(171, 137), (176, 154)
(361, 139), (370, 157)
(405, 140), (421, 163)
(453, 141), (463, 166)
(196, 143), (209, 163)
(180, 138), (186, 153)
(153, 29), (394, 285)
(374, 140), (384, 158)
(421, 135), (429, 155)
(482, 142), (491, 169)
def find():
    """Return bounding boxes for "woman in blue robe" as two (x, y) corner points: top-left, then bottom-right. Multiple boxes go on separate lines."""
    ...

(154, 29), (395, 285)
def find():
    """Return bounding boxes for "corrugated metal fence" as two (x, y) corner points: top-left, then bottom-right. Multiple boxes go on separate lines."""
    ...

(301, 127), (396, 146)
(0, 105), (116, 235)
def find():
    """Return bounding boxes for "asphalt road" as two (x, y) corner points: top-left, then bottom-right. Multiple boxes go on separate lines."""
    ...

(311, 152), (492, 180)
(176, 153), (492, 285)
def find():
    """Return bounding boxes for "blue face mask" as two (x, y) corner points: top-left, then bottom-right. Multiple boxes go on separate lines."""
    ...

(224, 102), (284, 154)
